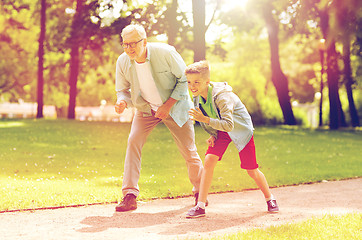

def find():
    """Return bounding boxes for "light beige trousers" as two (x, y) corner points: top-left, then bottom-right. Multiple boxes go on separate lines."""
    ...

(122, 110), (203, 197)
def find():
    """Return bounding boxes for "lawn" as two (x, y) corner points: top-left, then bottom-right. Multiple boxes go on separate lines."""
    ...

(193, 213), (361, 240)
(0, 119), (361, 211)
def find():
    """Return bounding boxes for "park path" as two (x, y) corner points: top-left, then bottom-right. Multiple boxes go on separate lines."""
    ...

(0, 178), (361, 240)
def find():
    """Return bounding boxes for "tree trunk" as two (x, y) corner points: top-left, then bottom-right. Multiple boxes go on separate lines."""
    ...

(36, 0), (46, 118)
(325, 40), (342, 129)
(319, 8), (346, 129)
(192, 0), (206, 62)
(262, 5), (296, 125)
(342, 37), (360, 127)
(67, 0), (83, 119)
(165, 0), (178, 47)
(318, 47), (325, 127)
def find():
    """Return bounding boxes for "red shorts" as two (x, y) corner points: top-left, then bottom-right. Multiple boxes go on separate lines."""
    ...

(205, 131), (259, 170)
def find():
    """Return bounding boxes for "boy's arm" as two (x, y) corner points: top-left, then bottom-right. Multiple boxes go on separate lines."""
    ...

(189, 108), (210, 124)
(189, 99), (234, 132)
(208, 94), (234, 132)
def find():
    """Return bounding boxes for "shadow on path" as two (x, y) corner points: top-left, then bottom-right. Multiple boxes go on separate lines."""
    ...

(77, 206), (190, 233)
(77, 204), (269, 236)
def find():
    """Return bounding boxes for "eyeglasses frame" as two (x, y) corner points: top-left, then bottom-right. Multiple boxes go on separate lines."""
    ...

(122, 39), (144, 49)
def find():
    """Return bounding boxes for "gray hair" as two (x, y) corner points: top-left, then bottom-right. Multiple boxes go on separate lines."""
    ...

(121, 24), (147, 39)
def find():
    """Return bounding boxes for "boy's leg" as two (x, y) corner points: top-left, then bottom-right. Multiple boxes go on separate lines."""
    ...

(163, 117), (203, 193)
(247, 168), (271, 199)
(187, 132), (231, 218)
(121, 111), (161, 197)
(240, 136), (279, 212)
(198, 154), (219, 204)
(198, 131), (232, 204)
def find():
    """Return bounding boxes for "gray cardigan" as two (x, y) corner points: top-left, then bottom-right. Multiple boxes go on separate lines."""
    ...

(193, 82), (254, 151)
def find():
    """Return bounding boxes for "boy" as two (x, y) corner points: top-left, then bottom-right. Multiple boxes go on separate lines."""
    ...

(185, 60), (279, 218)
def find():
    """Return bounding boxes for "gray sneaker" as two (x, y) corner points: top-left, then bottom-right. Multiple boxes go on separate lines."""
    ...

(186, 206), (206, 218)
(267, 199), (279, 213)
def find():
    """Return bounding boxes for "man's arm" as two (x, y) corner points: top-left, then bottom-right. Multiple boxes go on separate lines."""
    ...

(154, 97), (177, 119)
(115, 55), (133, 107)
(166, 47), (188, 101)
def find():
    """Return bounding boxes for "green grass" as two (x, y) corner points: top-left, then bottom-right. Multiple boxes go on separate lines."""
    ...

(0, 119), (361, 211)
(191, 213), (361, 240)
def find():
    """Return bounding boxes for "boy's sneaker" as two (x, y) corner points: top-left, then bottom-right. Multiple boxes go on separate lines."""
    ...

(115, 194), (137, 212)
(186, 206), (206, 218)
(194, 193), (209, 207)
(267, 199), (279, 213)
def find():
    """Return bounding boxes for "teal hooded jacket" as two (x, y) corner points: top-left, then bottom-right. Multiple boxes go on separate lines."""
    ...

(193, 82), (254, 151)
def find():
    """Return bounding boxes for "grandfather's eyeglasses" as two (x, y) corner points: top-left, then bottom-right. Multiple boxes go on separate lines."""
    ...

(122, 39), (144, 49)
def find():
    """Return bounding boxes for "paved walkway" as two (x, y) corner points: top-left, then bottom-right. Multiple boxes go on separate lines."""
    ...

(1, 178), (361, 240)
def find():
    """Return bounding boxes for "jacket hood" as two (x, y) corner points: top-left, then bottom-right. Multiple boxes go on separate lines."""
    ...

(211, 81), (233, 97)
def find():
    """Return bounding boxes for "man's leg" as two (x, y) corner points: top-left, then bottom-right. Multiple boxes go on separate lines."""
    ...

(163, 117), (203, 193)
(122, 111), (161, 197)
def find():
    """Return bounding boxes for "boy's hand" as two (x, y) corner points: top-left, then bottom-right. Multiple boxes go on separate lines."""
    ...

(189, 108), (210, 124)
(115, 101), (127, 114)
(207, 136), (216, 147)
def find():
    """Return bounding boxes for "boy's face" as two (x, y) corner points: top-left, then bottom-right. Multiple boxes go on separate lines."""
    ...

(187, 73), (210, 98)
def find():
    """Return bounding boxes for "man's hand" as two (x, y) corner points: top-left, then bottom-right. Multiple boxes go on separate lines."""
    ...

(206, 136), (216, 147)
(115, 101), (127, 114)
(154, 98), (177, 119)
(189, 108), (210, 124)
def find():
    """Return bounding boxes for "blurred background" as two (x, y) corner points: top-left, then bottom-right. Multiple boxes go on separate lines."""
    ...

(0, 0), (361, 129)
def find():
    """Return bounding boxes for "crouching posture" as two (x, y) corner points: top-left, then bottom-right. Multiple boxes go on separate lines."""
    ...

(185, 61), (279, 218)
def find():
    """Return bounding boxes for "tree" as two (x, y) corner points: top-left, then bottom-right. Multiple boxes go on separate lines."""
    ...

(0, 1), (35, 101)
(192, 0), (206, 61)
(262, 5), (296, 125)
(319, 6), (346, 129)
(258, 0), (296, 125)
(67, 0), (83, 119)
(334, 0), (360, 127)
(164, 0), (178, 46)
(36, 0), (46, 118)
(285, 0), (360, 128)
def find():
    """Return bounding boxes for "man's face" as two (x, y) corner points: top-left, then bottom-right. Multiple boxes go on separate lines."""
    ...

(122, 30), (147, 62)
(187, 73), (209, 98)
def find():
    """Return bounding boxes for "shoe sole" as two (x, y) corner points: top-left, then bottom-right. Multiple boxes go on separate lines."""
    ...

(186, 214), (205, 219)
(115, 206), (137, 212)
(268, 210), (279, 213)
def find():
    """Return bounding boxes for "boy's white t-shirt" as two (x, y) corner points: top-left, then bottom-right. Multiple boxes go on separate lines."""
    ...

(134, 61), (163, 111)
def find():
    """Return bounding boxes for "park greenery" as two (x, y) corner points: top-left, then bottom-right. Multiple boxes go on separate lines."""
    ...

(0, 119), (361, 211)
(1, 2), (361, 237)
(194, 213), (361, 240)
(0, 0), (361, 128)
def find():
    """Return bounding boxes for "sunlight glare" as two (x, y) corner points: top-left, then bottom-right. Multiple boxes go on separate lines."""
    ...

(222, 0), (249, 11)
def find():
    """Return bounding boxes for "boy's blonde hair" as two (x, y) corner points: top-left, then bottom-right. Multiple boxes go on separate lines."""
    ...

(185, 60), (210, 80)
(121, 24), (147, 39)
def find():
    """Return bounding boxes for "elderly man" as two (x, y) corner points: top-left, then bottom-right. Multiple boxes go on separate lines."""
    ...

(114, 24), (203, 212)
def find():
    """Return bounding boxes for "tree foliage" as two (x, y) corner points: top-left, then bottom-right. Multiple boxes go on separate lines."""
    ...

(0, 0), (361, 127)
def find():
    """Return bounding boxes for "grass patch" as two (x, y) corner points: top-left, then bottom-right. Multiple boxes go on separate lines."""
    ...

(0, 119), (361, 211)
(194, 213), (361, 240)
